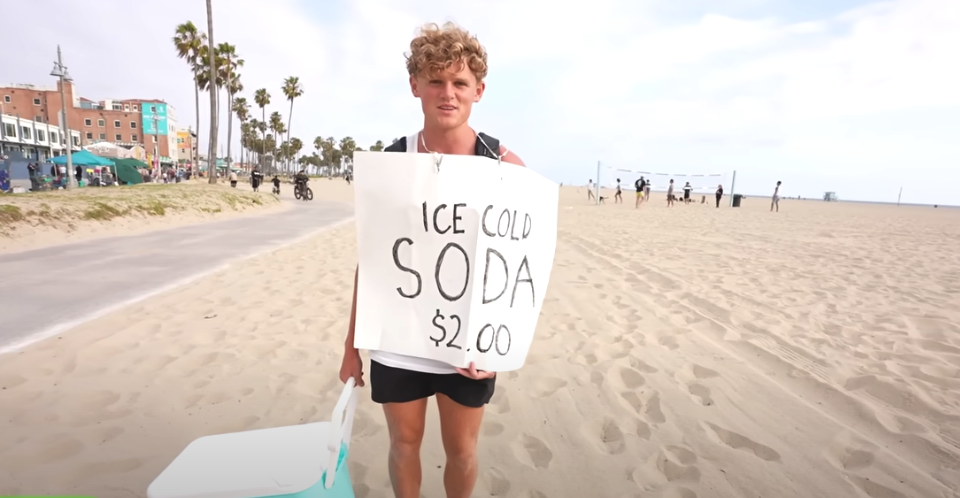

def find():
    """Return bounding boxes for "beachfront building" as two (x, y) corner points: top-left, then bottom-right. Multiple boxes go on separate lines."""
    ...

(0, 113), (81, 161)
(177, 128), (197, 170)
(0, 81), (178, 167)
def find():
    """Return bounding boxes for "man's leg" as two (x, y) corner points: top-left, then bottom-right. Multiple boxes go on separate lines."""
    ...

(383, 399), (429, 498)
(437, 393), (486, 498)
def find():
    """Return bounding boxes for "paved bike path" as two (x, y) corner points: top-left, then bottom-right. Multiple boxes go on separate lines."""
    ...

(0, 199), (353, 353)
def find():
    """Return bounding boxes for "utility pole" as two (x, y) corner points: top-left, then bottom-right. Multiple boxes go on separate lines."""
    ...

(50, 45), (75, 188)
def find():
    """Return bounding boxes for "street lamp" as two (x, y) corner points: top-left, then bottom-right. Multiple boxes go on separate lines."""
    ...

(50, 45), (75, 188)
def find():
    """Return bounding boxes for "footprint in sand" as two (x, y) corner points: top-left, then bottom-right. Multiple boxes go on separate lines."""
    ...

(482, 421), (505, 437)
(702, 422), (780, 462)
(658, 335), (679, 350)
(644, 392), (667, 424)
(532, 376), (568, 397)
(687, 384), (714, 406)
(823, 432), (877, 471)
(630, 358), (659, 373)
(582, 417), (627, 455)
(514, 434), (553, 469)
(619, 367), (646, 389)
(489, 391), (511, 414)
(482, 467), (511, 496)
(620, 391), (644, 414)
(691, 364), (719, 379)
(663, 487), (698, 498)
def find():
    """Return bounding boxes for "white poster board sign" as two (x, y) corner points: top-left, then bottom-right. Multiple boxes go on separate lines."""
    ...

(352, 151), (559, 372)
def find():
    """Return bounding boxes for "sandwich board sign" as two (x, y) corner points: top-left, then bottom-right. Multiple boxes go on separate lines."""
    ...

(352, 150), (559, 372)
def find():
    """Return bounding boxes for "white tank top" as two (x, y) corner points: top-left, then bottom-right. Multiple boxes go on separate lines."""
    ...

(367, 132), (460, 375)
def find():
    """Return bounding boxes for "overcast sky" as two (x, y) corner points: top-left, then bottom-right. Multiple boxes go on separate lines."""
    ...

(3, 0), (957, 204)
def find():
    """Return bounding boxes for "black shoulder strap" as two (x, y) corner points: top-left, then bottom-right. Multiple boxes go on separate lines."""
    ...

(475, 133), (500, 160)
(383, 134), (500, 158)
(384, 137), (407, 153)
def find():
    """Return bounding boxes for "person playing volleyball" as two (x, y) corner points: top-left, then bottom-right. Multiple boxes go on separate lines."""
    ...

(339, 22), (524, 498)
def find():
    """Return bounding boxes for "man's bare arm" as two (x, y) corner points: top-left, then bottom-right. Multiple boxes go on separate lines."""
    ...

(345, 266), (358, 351)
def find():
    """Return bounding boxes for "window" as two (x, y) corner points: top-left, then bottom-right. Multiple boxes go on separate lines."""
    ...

(114, 120), (121, 128)
(51, 131), (59, 143)
(152, 136), (157, 143)
(21, 127), (32, 140)
(3, 95), (10, 103)
(99, 133), (106, 140)
(33, 98), (41, 106)
(86, 132), (93, 140)
(97, 119), (105, 127)
(84, 118), (92, 126)
(130, 121), (137, 129)
(115, 134), (122, 141)
(131, 134), (138, 142)
(37, 130), (46, 142)
(181, 148), (186, 154)
(3, 124), (16, 138)
(35, 116), (43, 122)
(133, 104), (139, 111)
(72, 136), (80, 146)
(124, 105), (130, 111)
(111, 103), (122, 111)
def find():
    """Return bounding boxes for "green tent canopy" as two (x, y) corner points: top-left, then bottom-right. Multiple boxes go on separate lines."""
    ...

(110, 158), (147, 185)
(50, 150), (114, 167)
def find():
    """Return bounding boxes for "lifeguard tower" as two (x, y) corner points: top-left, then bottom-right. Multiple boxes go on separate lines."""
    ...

(823, 191), (838, 202)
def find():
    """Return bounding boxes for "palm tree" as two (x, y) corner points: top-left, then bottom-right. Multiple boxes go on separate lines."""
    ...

(254, 88), (270, 171)
(281, 76), (303, 172)
(173, 21), (206, 174)
(234, 97), (250, 169)
(268, 111), (284, 172)
(204, 0), (218, 184)
(290, 137), (303, 171)
(339, 136), (357, 177)
(217, 43), (243, 172)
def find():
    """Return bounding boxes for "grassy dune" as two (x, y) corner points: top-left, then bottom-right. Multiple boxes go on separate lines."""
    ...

(0, 183), (279, 240)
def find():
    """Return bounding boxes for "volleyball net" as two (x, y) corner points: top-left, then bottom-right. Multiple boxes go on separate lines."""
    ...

(596, 166), (733, 194)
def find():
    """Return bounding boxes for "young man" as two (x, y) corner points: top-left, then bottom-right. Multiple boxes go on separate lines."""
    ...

(683, 182), (693, 204)
(715, 184), (723, 208)
(614, 178), (623, 203)
(339, 22), (524, 498)
(634, 176), (646, 208)
(667, 179), (675, 206)
(771, 180), (781, 212)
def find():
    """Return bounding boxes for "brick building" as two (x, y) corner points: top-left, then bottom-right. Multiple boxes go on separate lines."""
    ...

(0, 81), (179, 166)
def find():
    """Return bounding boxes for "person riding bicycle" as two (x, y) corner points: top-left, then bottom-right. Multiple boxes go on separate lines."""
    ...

(271, 175), (281, 194)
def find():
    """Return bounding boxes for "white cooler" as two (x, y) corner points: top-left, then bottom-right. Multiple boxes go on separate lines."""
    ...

(147, 378), (359, 498)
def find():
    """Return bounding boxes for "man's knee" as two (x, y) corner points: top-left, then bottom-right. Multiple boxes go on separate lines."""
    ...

(389, 425), (424, 458)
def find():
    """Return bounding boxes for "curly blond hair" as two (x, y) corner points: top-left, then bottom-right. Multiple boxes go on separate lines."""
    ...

(406, 22), (488, 82)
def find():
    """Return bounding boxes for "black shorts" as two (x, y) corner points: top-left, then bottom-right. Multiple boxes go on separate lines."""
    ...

(370, 360), (496, 408)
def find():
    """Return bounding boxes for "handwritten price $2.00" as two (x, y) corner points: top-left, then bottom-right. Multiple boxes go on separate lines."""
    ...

(430, 309), (513, 356)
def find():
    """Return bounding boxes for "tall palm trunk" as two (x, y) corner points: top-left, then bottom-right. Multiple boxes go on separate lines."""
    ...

(286, 100), (294, 172)
(193, 82), (200, 176)
(226, 93), (233, 173)
(206, 0), (218, 184)
(261, 108), (267, 173)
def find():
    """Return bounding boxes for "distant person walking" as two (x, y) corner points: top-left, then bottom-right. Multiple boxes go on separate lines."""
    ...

(771, 181), (781, 212)
(644, 180), (651, 203)
(614, 178), (623, 203)
(634, 176), (646, 208)
(715, 184), (723, 208)
(587, 179), (595, 202)
(667, 179), (675, 207)
(683, 182), (693, 204)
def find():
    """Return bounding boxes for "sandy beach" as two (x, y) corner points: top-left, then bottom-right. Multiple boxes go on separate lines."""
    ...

(1, 180), (959, 498)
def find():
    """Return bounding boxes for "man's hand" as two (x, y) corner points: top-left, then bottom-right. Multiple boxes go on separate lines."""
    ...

(456, 362), (496, 380)
(339, 348), (365, 387)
